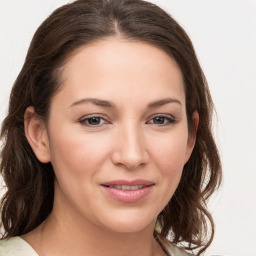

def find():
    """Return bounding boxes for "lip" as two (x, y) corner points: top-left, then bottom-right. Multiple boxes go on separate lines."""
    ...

(101, 179), (155, 203)
(101, 179), (154, 186)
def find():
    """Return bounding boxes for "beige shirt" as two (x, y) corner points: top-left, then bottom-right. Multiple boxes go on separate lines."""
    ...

(0, 236), (192, 256)
(0, 237), (38, 256)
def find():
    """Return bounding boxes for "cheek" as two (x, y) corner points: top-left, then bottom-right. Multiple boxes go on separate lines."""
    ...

(48, 133), (102, 203)
(148, 135), (188, 214)
(50, 136), (103, 176)
(48, 121), (110, 168)
(47, 128), (115, 200)
(150, 132), (189, 174)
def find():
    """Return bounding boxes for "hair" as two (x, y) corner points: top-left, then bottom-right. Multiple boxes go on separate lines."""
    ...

(0, 0), (222, 254)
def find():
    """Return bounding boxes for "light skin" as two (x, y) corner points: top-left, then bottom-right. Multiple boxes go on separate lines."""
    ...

(23, 38), (198, 256)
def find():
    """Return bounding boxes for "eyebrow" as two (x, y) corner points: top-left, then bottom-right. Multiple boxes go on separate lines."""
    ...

(70, 98), (115, 108)
(147, 98), (182, 108)
(70, 97), (181, 108)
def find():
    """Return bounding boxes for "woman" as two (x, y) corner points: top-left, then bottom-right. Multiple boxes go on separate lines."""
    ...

(0, 0), (222, 255)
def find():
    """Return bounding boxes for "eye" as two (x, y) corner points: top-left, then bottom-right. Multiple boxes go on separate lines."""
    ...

(79, 115), (107, 126)
(147, 115), (175, 126)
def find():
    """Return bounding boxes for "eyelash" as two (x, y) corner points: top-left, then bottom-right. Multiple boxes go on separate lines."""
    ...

(79, 114), (109, 127)
(78, 114), (176, 127)
(146, 114), (176, 126)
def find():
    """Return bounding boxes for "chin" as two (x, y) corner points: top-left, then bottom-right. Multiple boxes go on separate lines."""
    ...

(95, 209), (157, 234)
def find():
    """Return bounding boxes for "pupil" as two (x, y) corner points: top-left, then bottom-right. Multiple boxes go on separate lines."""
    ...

(154, 116), (165, 124)
(88, 117), (101, 125)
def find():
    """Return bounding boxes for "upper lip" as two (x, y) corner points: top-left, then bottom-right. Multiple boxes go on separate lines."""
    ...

(101, 179), (155, 186)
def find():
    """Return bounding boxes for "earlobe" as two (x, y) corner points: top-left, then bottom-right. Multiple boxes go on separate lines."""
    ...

(24, 106), (51, 163)
(184, 111), (199, 163)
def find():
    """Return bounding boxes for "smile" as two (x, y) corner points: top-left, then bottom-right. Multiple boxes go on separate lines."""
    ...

(101, 180), (154, 203)
(104, 185), (146, 190)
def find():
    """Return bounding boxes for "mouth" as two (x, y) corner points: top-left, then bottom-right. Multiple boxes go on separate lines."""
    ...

(101, 180), (154, 203)
(102, 184), (151, 190)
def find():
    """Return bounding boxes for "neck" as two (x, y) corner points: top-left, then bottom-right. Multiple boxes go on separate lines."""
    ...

(22, 194), (165, 256)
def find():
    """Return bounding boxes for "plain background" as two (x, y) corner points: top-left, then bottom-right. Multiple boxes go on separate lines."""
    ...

(0, 0), (255, 255)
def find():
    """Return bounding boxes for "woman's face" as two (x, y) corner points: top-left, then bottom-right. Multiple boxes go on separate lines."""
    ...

(34, 38), (197, 233)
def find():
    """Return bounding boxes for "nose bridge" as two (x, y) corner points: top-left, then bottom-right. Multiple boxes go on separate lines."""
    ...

(112, 120), (148, 169)
(124, 122), (143, 154)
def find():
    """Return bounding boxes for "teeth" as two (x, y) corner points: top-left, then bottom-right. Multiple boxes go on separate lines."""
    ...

(108, 185), (145, 190)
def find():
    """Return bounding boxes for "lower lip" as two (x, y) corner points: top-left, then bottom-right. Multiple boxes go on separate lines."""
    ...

(101, 185), (154, 203)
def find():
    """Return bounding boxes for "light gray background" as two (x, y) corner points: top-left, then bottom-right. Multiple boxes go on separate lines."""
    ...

(0, 1), (256, 255)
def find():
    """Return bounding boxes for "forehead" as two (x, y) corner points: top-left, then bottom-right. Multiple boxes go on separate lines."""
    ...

(55, 38), (185, 107)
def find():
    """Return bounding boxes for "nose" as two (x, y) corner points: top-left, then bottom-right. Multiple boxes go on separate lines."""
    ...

(111, 124), (149, 170)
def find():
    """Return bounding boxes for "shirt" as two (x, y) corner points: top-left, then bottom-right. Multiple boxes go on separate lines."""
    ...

(0, 236), (192, 256)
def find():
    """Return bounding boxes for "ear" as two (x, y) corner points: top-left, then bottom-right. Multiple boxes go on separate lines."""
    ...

(184, 111), (199, 164)
(24, 106), (51, 163)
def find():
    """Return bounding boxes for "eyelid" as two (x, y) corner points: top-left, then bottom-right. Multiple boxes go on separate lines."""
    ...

(77, 113), (176, 127)
(146, 113), (176, 125)
(78, 114), (110, 126)
(149, 113), (175, 119)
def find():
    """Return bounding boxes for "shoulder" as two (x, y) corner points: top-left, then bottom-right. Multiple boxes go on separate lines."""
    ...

(158, 238), (193, 256)
(0, 237), (38, 256)
(167, 243), (193, 256)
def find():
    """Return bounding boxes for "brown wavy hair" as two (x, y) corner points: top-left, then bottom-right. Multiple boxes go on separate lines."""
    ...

(0, 0), (222, 254)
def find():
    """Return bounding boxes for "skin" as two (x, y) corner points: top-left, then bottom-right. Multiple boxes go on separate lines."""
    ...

(23, 38), (198, 256)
